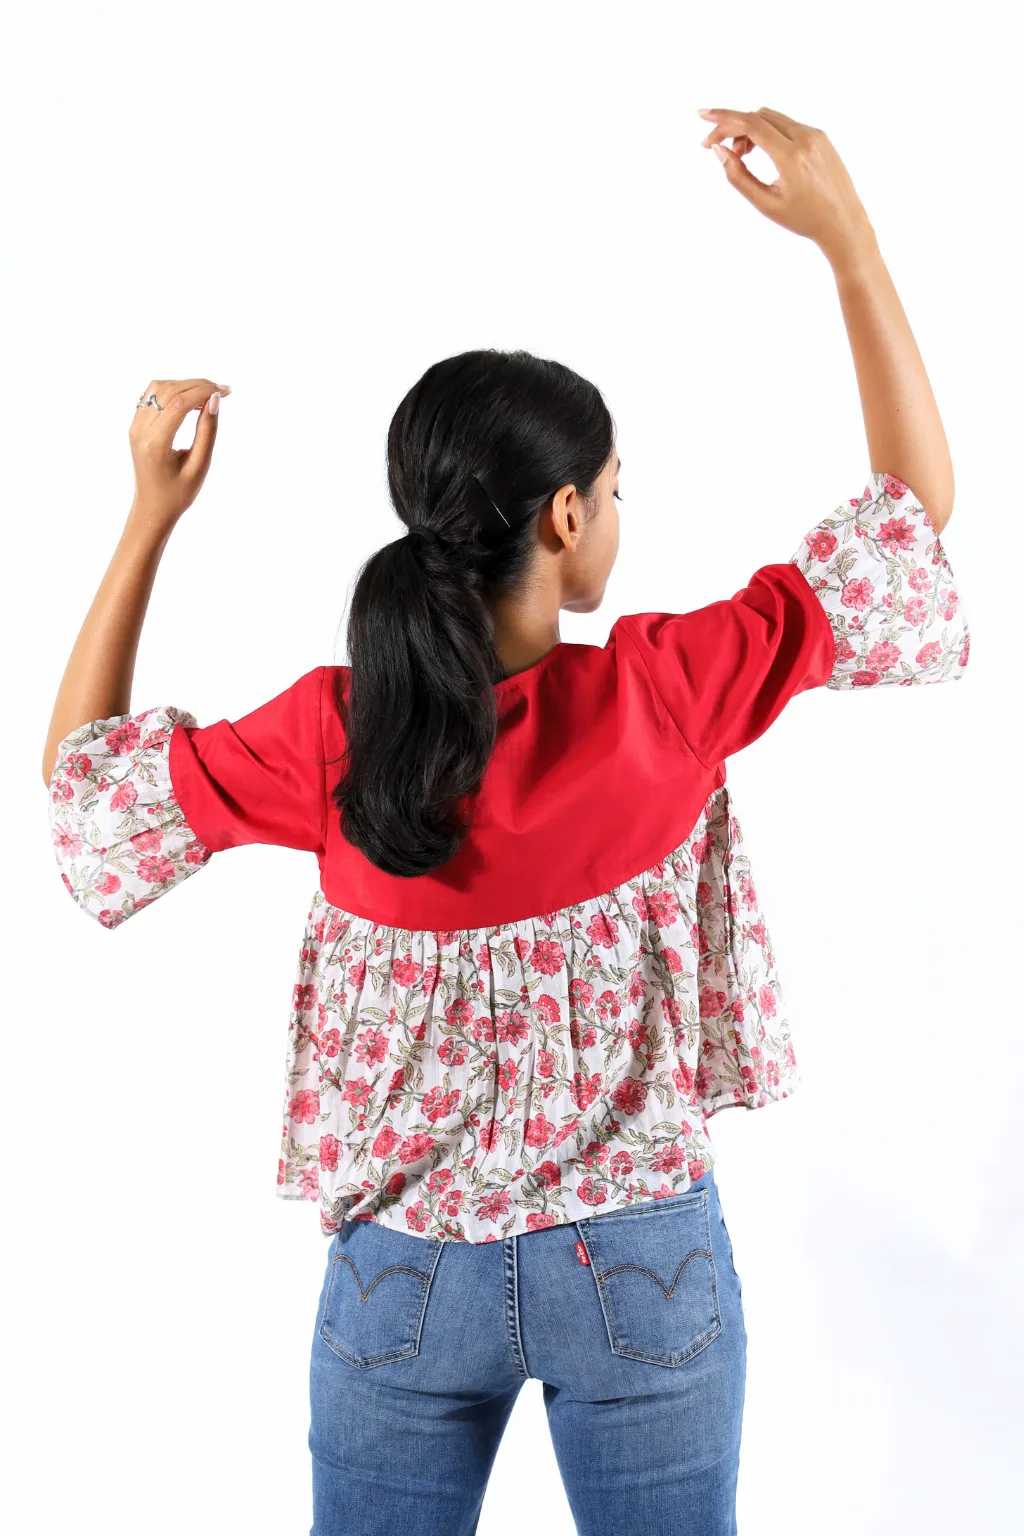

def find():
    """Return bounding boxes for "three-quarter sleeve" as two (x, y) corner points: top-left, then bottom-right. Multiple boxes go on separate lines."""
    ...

(47, 665), (328, 929)
(47, 704), (213, 928)
(618, 469), (969, 769)
(788, 470), (970, 688)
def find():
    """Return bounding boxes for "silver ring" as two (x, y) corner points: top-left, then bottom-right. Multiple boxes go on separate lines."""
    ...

(136, 393), (163, 411)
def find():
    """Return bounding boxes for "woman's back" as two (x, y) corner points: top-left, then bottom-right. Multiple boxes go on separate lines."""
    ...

(47, 471), (968, 1241)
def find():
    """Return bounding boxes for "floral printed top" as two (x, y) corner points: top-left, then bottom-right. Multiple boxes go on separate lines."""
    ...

(47, 472), (969, 1243)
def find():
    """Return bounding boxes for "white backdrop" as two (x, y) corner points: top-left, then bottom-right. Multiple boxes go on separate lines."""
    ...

(4, 2), (1021, 1532)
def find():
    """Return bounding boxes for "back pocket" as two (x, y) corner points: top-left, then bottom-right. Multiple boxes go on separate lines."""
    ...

(318, 1218), (444, 1368)
(577, 1190), (721, 1367)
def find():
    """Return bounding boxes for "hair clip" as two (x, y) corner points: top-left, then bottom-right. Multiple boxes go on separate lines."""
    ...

(471, 472), (511, 528)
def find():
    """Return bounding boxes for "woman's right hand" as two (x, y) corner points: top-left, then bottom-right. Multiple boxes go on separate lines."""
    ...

(698, 106), (877, 267)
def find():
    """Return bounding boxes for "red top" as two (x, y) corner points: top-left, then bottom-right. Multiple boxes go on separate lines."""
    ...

(167, 561), (835, 929)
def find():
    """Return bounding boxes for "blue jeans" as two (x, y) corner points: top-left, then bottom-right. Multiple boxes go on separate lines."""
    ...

(308, 1168), (746, 1535)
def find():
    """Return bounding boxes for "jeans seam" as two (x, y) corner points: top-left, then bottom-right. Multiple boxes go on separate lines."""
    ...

(503, 1236), (529, 1379)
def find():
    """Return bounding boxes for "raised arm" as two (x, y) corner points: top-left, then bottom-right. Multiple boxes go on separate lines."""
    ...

(698, 105), (954, 532)
(41, 377), (229, 785)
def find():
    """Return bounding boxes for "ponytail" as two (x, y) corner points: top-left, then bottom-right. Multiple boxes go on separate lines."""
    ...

(332, 349), (614, 878)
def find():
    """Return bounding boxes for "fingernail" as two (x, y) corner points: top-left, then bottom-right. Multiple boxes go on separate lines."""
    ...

(217, 384), (232, 394)
(713, 145), (730, 165)
(698, 109), (713, 117)
(208, 392), (220, 415)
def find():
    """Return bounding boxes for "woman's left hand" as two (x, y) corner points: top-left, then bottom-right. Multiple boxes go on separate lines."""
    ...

(128, 376), (231, 530)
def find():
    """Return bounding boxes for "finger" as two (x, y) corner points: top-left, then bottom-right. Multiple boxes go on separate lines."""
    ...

(714, 143), (781, 219)
(144, 381), (226, 442)
(697, 108), (791, 158)
(179, 391), (221, 484)
(134, 377), (231, 413)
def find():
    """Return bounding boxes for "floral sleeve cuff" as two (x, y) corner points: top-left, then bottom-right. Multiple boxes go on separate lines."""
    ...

(47, 706), (213, 929)
(789, 471), (970, 689)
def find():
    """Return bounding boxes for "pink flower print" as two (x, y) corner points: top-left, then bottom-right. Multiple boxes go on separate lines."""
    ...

(647, 890), (681, 927)
(354, 1027), (388, 1066)
(293, 983), (317, 1013)
(568, 978), (595, 1010)
(690, 835), (710, 864)
(570, 1020), (597, 1052)
(577, 1177), (608, 1207)
(319, 1134), (340, 1172)
(427, 1168), (454, 1194)
(586, 911), (620, 947)
(51, 779), (74, 806)
(596, 989), (622, 1024)
(661, 995), (681, 1032)
(673, 1060), (694, 1097)
(534, 994), (561, 1025)
(136, 854), (176, 884)
(687, 1158), (706, 1180)
(512, 935), (531, 962)
(660, 947), (683, 975)
(475, 944), (492, 972)
(903, 597), (928, 627)
(570, 1071), (602, 1112)
(609, 1151), (634, 1177)
(342, 1078), (372, 1109)
(737, 872), (758, 908)
(98, 908), (127, 929)
(758, 985), (777, 1019)
(477, 1190), (512, 1223)
(699, 984), (726, 1019)
(916, 641), (942, 668)
(610, 1078), (648, 1116)
(422, 1086), (461, 1123)
(841, 576), (875, 610)
(908, 565), (932, 593)
(496, 1009), (530, 1045)
(851, 670), (881, 687)
(526, 1212), (557, 1230)
(631, 893), (649, 920)
(183, 840), (210, 866)
(498, 1059), (520, 1092)
(865, 641), (902, 674)
(63, 751), (93, 782)
(445, 998), (475, 1029)
(652, 1142), (686, 1173)
(958, 635), (970, 668)
(320, 1027), (341, 1058)
(386, 1172), (407, 1198)
(104, 719), (141, 756)
(372, 1126), (400, 1159)
(877, 515), (916, 553)
(398, 1132), (437, 1165)
(405, 1201), (429, 1232)
(391, 955), (421, 988)
(478, 1119), (501, 1152)
(530, 939), (566, 976)
(535, 1051), (555, 1081)
(438, 1038), (469, 1067)
(288, 1089), (320, 1125)
(94, 871), (121, 896)
(347, 959), (366, 990)
(881, 473), (909, 499)
(805, 529), (838, 562)
(936, 588), (958, 621)
(523, 1114), (555, 1149)
(532, 1161), (561, 1188)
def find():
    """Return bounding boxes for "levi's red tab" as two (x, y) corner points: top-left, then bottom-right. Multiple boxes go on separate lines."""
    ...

(574, 1240), (591, 1266)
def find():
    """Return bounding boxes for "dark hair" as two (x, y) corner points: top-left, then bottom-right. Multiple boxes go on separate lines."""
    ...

(331, 347), (615, 879)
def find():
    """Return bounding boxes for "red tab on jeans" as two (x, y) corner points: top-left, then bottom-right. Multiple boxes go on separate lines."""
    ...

(574, 1240), (591, 1266)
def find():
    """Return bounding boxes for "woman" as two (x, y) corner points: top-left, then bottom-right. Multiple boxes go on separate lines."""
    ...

(43, 106), (969, 1536)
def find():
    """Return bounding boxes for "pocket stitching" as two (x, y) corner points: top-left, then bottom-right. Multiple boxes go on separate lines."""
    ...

(580, 1192), (723, 1367)
(318, 1233), (444, 1368)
